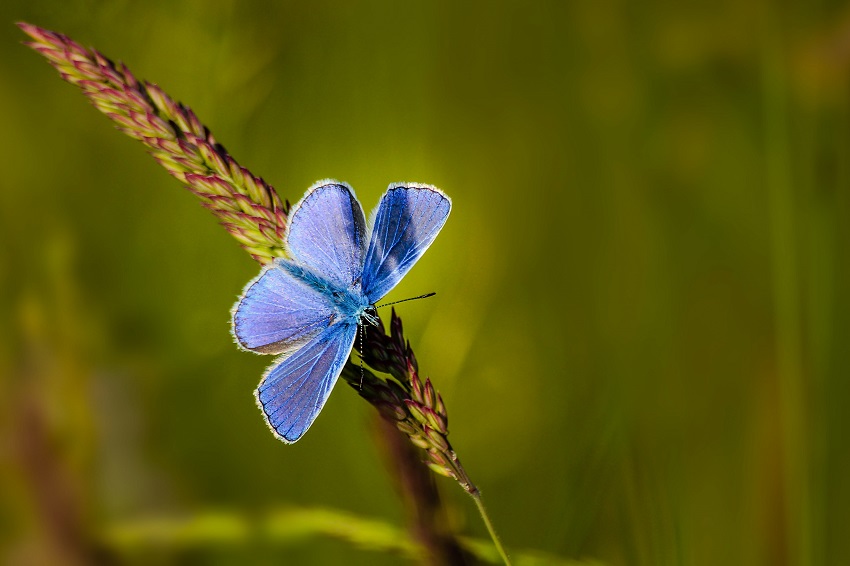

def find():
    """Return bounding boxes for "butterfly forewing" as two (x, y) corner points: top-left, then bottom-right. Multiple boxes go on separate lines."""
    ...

(286, 182), (368, 290)
(232, 260), (335, 355)
(362, 185), (451, 303)
(255, 322), (358, 443)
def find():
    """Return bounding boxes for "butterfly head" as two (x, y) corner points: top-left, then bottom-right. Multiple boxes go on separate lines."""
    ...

(359, 305), (380, 327)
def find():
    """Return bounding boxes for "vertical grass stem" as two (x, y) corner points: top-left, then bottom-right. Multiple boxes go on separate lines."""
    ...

(761, 7), (811, 566)
(471, 494), (512, 566)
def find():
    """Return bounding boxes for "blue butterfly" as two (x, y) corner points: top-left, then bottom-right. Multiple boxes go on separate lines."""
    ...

(231, 180), (451, 443)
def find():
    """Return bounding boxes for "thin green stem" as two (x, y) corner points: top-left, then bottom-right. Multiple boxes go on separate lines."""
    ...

(471, 493), (512, 566)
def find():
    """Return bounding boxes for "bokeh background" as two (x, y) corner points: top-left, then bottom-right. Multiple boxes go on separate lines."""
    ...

(2, 1), (850, 564)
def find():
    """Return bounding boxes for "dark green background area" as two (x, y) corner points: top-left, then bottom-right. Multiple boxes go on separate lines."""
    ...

(2, 1), (850, 564)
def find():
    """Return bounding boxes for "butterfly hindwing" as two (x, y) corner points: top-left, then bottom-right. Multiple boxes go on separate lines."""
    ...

(255, 322), (358, 443)
(286, 181), (368, 290)
(232, 259), (335, 355)
(362, 185), (451, 303)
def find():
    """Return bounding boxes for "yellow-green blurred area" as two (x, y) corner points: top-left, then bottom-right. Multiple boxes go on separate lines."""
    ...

(2, 0), (850, 564)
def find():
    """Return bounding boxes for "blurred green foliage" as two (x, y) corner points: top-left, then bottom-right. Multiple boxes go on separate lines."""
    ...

(2, 0), (850, 564)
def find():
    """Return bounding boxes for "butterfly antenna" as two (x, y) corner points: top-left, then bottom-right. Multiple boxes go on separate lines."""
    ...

(375, 292), (436, 309)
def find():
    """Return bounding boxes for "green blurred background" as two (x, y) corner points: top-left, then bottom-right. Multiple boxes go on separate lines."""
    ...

(2, 1), (850, 564)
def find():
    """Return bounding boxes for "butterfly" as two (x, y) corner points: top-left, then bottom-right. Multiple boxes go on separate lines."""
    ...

(231, 180), (451, 443)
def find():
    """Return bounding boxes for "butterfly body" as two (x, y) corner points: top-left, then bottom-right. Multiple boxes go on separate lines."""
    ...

(232, 181), (451, 443)
(274, 258), (370, 324)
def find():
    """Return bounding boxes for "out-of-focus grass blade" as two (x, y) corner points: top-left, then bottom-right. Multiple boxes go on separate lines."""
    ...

(104, 511), (250, 547)
(102, 507), (604, 565)
(264, 507), (419, 558)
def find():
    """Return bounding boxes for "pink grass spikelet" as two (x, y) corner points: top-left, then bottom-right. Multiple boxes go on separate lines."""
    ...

(341, 310), (479, 496)
(18, 21), (288, 264)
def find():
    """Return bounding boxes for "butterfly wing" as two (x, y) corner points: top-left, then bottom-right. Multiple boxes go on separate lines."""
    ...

(286, 181), (368, 290)
(255, 321), (358, 443)
(361, 184), (451, 303)
(232, 259), (335, 355)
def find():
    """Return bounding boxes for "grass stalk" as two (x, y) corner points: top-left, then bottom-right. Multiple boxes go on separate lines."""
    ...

(472, 493), (513, 566)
